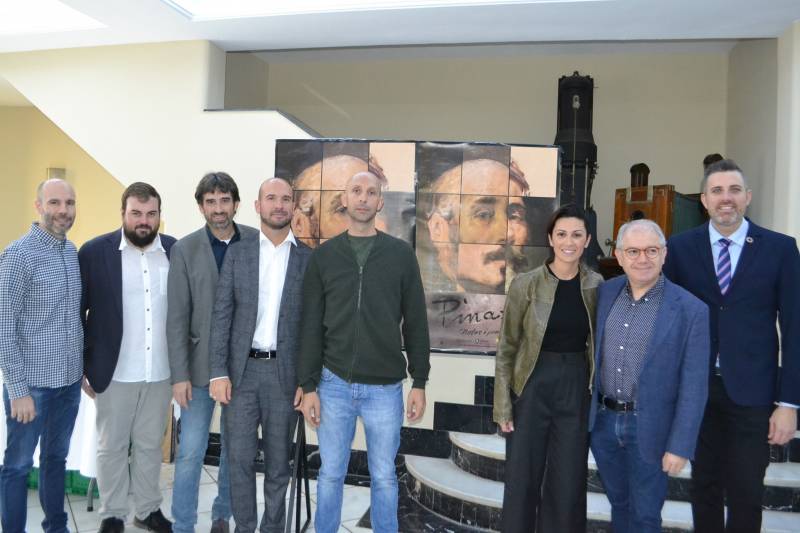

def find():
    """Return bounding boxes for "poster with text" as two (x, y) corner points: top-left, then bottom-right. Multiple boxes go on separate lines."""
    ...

(276, 139), (559, 354)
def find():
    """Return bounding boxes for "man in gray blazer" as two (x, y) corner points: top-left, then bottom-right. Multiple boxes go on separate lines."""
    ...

(210, 177), (311, 533)
(167, 172), (258, 533)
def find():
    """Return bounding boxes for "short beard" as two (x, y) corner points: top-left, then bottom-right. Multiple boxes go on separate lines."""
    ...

(261, 216), (291, 231)
(42, 213), (72, 239)
(124, 225), (158, 248)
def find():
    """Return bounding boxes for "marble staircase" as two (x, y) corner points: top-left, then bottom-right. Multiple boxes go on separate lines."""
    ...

(404, 431), (800, 532)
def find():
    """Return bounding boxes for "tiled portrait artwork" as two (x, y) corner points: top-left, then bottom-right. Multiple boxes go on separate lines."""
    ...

(275, 139), (560, 353)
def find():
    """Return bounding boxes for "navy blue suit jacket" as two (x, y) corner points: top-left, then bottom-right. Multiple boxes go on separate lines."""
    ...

(79, 229), (176, 394)
(589, 275), (710, 463)
(663, 221), (800, 407)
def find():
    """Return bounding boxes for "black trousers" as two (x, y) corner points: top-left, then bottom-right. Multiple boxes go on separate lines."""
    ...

(690, 375), (772, 533)
(501, 351), (590, 533)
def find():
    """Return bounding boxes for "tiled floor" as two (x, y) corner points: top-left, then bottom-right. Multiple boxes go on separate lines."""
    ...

(23, 465), (374, 532)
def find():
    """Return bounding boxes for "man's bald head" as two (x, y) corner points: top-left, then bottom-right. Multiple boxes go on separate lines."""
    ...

(37, 179), (75, 203)
(35, 179), (76, 239)
(346, 171), (384, 196)
(258, 177), (293, 199)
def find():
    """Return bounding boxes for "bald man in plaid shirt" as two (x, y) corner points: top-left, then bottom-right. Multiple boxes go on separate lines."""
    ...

(0, 179), (84, 533)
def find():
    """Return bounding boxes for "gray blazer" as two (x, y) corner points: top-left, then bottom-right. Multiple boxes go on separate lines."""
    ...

(166, 224), (258, 387)
(209, 232), (311, 396)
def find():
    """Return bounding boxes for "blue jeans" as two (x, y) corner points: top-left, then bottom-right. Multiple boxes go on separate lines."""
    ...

(171, 385), (232, 532)
(590, 407), (668, 533)
(0, 381), (81, 533)
(315, 368), (403, 533)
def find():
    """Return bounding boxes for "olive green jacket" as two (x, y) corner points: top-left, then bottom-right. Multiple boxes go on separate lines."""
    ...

(493, 263), (603, 424)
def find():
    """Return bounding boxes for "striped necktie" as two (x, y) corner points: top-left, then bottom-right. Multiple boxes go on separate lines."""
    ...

(717, 238), (732, 295)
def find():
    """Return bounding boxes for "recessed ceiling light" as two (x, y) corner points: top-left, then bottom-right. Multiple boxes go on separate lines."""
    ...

(0, 0), (105, 36)
(163, 0), (607, 21)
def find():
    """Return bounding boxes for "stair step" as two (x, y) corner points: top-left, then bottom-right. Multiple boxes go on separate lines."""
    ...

(450, 431), (800, 487)
(405, 455), (800, 532)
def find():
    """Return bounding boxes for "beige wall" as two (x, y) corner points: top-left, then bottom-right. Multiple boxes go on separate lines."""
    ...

(776, 22), (800, 239)
(0, 41), (314, 240)
(225, 52), (270, 108)
(726, 39), (778, 227)
(0, 106), (123, 249)
(240, 43), (731, 248)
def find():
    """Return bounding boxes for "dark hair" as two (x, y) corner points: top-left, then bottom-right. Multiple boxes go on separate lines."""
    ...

(545, 204), (588, 264)
(121, 182), (161, 212)
(701, 159), (747, 192)
(194, 172), (240, 205)
(702, 153), (724, 169)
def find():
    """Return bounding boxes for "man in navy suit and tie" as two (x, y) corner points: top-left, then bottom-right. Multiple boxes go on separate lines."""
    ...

(590, 219), (710, 533)
(664, 159), (800, 532)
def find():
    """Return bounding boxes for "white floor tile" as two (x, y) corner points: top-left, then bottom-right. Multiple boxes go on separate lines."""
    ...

(339, 486), (371, 523)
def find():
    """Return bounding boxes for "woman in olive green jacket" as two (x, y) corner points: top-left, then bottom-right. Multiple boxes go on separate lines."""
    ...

(494, 204), (603, 533)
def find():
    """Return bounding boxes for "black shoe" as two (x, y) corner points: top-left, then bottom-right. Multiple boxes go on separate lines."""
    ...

(99, 517), (125, 533)
(133, 509), (172, 532)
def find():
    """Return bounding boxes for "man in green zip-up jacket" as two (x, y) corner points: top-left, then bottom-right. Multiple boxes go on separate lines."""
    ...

(298, 171), (430, 533)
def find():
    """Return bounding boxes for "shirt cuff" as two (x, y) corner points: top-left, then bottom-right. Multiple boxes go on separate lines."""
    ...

(209, 376), (229, 383)
(6, 381), (30, 400)
(411, 378), (427, 389)
(776, 402), (799, 409)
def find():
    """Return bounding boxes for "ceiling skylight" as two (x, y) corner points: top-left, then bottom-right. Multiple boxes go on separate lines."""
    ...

(163, 0), (606, 21)
(0, 0), (105, 36)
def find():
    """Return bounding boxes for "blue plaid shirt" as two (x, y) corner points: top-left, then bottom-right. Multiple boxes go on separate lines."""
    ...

(0, 223), (83, 399)
(600, 275), (665, 402)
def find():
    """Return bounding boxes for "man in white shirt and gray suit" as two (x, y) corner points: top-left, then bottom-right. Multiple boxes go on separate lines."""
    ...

(209, 178), (311, 533)
(80, 182), (176, 533)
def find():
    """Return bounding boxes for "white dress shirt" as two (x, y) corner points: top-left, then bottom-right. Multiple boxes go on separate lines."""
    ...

(709, 218), (749, 276)
(113, 231), (171, 383)
(251, 230), (296, 350)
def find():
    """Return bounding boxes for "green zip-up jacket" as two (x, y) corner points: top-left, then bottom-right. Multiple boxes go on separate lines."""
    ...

(298, 231), (430, 393)
(493, 263), (603, 424)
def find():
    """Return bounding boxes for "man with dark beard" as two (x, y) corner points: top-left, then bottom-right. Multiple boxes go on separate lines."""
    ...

(79, 182), (176, 533)
(209, 178), (311, 533)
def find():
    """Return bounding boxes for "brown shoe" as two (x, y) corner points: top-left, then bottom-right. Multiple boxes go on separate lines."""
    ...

(133, 508), (172, 532)
(210, 519), (230, 533)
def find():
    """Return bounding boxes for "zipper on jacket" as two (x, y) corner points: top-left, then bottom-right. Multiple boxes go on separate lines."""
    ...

(581, 274), (595, 394)
(347, 264), (364, 382)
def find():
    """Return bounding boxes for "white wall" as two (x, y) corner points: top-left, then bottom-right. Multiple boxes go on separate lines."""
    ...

(234, 42), (732, 248)
(726, 39), (778, 226)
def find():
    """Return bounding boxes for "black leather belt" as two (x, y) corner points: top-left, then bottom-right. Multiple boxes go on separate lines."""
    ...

(598, 394), (636, 412)
(249, 348), (277, 359)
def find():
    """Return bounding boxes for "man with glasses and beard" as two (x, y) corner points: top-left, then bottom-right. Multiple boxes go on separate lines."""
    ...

(79, 182), (176, 533)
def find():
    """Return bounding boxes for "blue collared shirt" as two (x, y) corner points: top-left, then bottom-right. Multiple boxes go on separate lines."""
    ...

(0, 223), (83, 399)
(709, 219), (749, 278)
(601, 275), (665, 402)
(206, 223), (241, 272)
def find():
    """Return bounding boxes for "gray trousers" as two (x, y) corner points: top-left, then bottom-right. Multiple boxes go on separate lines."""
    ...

(225, 358), (296, 533)
(95, 379), (172, 521)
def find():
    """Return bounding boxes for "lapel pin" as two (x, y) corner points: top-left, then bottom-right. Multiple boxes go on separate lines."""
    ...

(746, 237), (754, 244)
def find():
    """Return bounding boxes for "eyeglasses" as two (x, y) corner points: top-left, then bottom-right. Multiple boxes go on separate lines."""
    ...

(622, 246), (663, 259)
